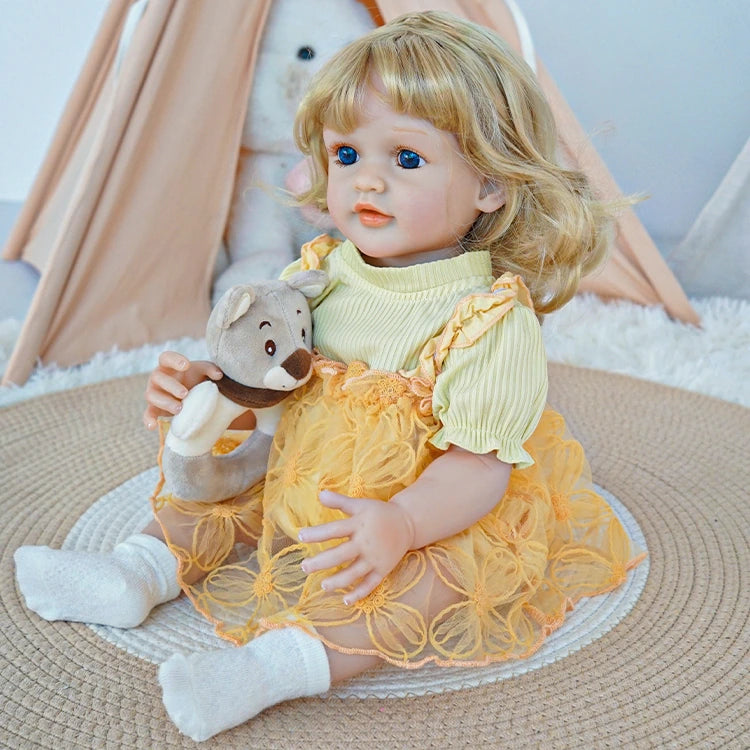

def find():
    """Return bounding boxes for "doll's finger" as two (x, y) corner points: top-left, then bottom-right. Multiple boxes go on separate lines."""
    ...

(158, 350), (190, 372)
(155, 354), (222, 385)
(320, 559), (371, 592)
(318, 490), (363, 514)
(143, 409), (158, 430)
(151, 369), (189, 399)
(343, 570), (383, 606)
(298, 519), (352, 544)
(301, 540), (357, 573)
(194, 360), (224, 382)
(144, 387), (184, 416)
(142, 404), (169, 429)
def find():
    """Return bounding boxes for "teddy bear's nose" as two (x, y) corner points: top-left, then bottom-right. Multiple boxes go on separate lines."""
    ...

(281, 349), (312, 381)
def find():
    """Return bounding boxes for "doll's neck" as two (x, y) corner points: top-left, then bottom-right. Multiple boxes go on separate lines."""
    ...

(359, 245), (461, 268)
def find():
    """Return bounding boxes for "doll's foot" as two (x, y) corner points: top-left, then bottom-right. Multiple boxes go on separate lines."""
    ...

(14, 534), (180, 628)
(159, 627), (331, 741)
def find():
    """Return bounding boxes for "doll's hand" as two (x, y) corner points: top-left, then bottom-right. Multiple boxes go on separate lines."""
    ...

(143, 351), (223, 430)
(299, 491), (415, 605)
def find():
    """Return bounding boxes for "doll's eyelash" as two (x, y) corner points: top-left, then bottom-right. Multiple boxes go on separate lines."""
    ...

(325, 143), (426, 168)
(392, 146), (426, 169)
(393, 145), (423, 158)
(327, 143), (352, 168)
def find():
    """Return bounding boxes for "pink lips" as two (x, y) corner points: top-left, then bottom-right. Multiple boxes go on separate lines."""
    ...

(354, 202), (391, 227)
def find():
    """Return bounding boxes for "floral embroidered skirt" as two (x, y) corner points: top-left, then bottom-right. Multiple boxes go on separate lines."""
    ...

(151, 359), (644, 668)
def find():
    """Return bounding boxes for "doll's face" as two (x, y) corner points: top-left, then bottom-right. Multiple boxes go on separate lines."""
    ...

(322, 86), (503, 266)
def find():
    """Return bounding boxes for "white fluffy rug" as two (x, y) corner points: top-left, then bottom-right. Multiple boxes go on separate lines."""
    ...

(1, 294), (748, 408)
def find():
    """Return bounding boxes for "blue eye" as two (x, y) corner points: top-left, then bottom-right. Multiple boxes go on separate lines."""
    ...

(397, 149), (424, 169)
(336, 146), (359, 165)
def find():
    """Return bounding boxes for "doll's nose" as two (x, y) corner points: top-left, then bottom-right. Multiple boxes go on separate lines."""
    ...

(354, 167), (385, 194)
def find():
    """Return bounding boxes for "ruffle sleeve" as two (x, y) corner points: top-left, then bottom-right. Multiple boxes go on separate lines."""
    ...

(429, 279), (548, 469)
(279, 234), (341, 276)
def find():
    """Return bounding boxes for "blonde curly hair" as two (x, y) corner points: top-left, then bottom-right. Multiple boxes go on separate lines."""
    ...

(294, 10), (614, 314)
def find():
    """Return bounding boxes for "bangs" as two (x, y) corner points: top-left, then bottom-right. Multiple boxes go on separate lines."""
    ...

(310, 32), (470, 137)
(372, 36), (469, 134)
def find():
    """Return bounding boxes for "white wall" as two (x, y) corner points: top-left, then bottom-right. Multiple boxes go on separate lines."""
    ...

(0, 0), (107, 201)
(518, 0), (750, 253)
(1, 0), (748, 255)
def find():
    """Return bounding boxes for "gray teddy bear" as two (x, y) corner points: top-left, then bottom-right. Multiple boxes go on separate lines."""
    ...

(161, 270), (327, 502)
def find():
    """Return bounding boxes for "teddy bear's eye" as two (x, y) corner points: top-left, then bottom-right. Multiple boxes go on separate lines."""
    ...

(265, 340), (276, 356)
(301, 328), (306, 342)
(297, 46), (315, 61)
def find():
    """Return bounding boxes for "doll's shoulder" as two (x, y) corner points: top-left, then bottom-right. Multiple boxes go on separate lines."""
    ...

(279, 234), (343, 285)
(424, 273), (540, 378)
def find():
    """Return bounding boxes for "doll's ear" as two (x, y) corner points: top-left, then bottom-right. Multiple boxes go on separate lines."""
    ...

(476, 182), (506, 214)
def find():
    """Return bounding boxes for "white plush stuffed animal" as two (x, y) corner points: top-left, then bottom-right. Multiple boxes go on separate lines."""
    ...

(212, 0), (375, 303)
(163, 269), (327, 503)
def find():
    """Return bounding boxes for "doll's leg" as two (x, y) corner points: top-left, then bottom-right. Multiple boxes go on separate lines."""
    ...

(14, 452), (268, 632)
(14, 521), (181, 629)
(15, 500), (260, 629)
(158, 565), (456, 741)
(159, 625), (331, 742)
(320, 562), (459, 682)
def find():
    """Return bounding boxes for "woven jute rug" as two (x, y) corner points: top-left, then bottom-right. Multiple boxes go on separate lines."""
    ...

(1, 364), (748, 749)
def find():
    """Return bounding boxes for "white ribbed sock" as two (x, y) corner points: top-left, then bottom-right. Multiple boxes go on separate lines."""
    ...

(14, 533), (180, 628)
(159, 626), (331, 742)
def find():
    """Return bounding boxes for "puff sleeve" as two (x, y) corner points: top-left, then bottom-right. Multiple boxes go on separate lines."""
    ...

(429, 302), (548, 468)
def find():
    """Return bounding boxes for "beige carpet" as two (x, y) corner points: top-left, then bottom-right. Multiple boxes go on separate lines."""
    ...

(1, 364), (748, 748)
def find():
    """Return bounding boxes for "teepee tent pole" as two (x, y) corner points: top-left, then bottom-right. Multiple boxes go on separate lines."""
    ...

(537, 63), (699, 323)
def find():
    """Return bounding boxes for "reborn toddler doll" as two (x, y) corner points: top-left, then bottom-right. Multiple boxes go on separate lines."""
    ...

(16, 11), (644, 742)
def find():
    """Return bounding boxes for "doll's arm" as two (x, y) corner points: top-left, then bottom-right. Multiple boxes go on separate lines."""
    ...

(392, 446), (511, 548)
(143, 351), (256, 431)
(299, 445), (511, 604)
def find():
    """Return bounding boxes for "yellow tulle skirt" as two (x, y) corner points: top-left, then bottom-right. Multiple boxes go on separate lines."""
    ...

(151, 358), (644, 668)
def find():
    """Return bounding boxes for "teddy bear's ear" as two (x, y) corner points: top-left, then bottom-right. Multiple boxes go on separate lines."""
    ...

(214, 286), (256, 329)
(285, 270), (329, 299)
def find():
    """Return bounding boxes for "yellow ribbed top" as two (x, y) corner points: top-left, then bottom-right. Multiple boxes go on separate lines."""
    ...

(282, 239), (548, 467)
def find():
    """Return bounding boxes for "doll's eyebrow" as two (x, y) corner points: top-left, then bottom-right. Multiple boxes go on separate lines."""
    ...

(259, 321), (271, 329)
(392, 126), (429, 136)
